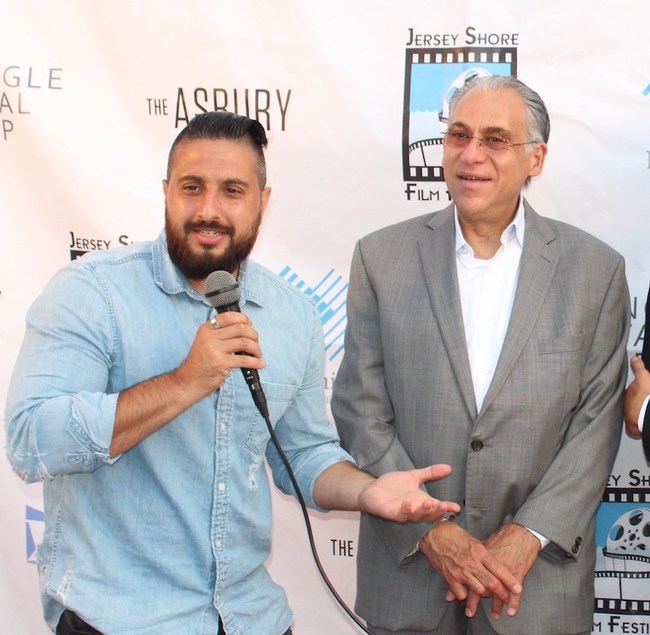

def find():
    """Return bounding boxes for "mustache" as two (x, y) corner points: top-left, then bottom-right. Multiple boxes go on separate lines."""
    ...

(185, 220), (234, 236)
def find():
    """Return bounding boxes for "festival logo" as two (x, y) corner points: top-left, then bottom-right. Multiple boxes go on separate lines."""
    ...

(593, 485), (650, 632)
(402, 29), (518, 199)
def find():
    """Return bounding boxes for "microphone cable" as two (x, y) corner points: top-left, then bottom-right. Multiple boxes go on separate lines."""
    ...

(260, 406), (373, 634)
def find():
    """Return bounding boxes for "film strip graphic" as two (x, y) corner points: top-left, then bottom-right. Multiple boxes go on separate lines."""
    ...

(603, 487), (650, 503)
(595, 596), (650, 615)
(402, 46), (517, 183)
(278, 266), (347, 362)
(594, 487), (650, 615)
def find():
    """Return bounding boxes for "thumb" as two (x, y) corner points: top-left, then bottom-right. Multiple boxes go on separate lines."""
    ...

(416, 463), (453, 483)
(631, 355), (647, 375)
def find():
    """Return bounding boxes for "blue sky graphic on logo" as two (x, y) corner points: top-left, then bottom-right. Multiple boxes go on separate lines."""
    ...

(643, 84), (650, 96)
(278, 266), (347, 361)
(25, 506), (45, 564)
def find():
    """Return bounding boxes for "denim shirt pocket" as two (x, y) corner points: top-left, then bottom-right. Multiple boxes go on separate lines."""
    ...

(245, 381), (298, 456)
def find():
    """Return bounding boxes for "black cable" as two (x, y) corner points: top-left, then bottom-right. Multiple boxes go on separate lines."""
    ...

(263, 412), (373, 634)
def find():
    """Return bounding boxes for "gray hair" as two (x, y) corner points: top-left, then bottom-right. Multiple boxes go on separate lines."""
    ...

(448, 75), (550, 144)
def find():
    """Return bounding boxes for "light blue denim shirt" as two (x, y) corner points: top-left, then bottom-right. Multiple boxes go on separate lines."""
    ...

(6, 231), (352, 635)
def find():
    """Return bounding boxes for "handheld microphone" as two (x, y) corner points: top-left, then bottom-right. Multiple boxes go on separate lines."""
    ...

(204, 270), (269, 419)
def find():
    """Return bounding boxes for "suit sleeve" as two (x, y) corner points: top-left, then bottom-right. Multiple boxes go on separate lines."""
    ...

(332, 241), (437, 563)
(513, 255), (629, 560)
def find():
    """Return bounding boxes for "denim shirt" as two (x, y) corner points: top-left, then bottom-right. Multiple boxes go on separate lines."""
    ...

(6, 231), (352, 635)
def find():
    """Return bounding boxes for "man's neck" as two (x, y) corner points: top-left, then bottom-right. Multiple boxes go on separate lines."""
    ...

(457, 201), (520, 259)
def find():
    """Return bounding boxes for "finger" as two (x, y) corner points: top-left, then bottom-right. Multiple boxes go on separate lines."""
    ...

(422, 504), (462, 521)
(483, 560), (522, 596)
(465, 572), (505, 603)
(465, 591), (481, 618)
(206, 310), (251, 327)
(446, 580), (469, 602)
(409, 500), (461, 523)
(631, 355), (647, 374)
(490, 595), (505, 620)
(505, 589), (522, 616)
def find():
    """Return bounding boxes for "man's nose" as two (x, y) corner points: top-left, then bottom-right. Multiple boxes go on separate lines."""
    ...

(460, 136), (488, 161)
(198, 190), (222, 220)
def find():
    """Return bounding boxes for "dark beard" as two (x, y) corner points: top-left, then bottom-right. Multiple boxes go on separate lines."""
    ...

(166, 214), (261, 280)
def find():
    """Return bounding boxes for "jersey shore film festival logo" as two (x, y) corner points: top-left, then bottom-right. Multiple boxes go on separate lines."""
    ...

(402, 26), (519, 203)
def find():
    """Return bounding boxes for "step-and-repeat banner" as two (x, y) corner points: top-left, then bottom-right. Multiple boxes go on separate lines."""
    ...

(1, 1), (649, 633)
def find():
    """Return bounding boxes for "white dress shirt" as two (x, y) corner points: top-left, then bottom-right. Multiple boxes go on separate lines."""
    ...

(455, 199), (548, 549)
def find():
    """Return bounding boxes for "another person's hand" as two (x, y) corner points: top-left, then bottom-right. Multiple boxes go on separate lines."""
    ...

(358, 464), (461, 523)
(624, 355), (650, 437)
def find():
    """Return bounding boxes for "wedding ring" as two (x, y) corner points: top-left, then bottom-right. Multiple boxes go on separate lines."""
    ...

(209, 315), (221, 329)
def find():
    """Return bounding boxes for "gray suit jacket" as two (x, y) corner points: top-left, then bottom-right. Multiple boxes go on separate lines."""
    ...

(332, 202), (629, 635)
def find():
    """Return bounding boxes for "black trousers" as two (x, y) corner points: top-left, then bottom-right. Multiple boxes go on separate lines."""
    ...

(56, 610), (102, 635)
(218, 619), (292, 634)
(57, 610), (292, 634)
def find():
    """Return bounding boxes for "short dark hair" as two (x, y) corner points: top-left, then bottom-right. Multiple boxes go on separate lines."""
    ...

(166, 111), (268, 187)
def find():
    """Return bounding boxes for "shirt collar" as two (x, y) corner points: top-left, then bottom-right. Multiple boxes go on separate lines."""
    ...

(454, 197), (526, 256)
(151, 230), (264, 308)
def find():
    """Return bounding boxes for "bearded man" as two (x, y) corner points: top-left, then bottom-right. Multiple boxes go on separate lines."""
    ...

(6, 111), (459, 635)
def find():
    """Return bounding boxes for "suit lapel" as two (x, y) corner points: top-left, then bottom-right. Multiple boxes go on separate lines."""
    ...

(418, 206), (478, 419)
(479, 202), (560, 416)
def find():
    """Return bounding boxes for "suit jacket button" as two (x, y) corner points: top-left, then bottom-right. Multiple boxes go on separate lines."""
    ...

(470, 439), (484, 451)
(576, 536), (583, 546)
(571, 544), (579, 554)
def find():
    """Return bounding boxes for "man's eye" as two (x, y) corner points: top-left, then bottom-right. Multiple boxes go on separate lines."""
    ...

(451, 131), (469, 140)
(486, 136), (507, 145)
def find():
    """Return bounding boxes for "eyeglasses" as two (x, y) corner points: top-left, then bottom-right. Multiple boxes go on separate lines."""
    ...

(443, 131), (539, 152)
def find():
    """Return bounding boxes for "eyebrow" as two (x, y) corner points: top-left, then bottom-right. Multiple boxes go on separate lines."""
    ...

(449, 121), (514, 136)
(176, 174), (250, 188)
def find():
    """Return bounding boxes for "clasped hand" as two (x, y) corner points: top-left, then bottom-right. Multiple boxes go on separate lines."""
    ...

(419, 521), (539, 620)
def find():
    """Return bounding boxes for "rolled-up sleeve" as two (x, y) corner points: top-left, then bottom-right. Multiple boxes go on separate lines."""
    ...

(265, 301), (353, 511)
(6, 263), (120, 482)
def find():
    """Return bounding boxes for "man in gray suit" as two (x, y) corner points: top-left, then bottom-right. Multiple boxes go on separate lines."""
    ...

(332, 76), (629, 634)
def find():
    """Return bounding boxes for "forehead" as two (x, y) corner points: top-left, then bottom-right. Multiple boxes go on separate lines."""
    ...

(451, 87), (527, 132)
(169, 137), (259, 180)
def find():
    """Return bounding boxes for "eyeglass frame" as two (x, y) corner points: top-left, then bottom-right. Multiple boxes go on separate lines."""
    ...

(442, 130), (541, 152)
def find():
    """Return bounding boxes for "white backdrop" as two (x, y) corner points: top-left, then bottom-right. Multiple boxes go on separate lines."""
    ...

(2, 1), (649, 633)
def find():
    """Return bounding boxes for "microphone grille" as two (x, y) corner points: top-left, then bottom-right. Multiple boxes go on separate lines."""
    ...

(205, 270), (241, 309)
